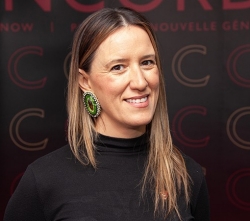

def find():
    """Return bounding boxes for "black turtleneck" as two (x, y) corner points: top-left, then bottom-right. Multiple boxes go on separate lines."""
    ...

(4, 134), (209, 221)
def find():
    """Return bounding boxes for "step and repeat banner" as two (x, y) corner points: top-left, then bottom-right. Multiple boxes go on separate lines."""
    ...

(0, 1), (250, 220)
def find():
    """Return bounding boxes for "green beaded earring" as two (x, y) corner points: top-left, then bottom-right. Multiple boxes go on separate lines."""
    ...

(83, 91), (101, 118)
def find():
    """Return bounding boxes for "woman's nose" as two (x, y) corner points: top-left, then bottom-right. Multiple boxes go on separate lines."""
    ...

(129, 66), (148, 91)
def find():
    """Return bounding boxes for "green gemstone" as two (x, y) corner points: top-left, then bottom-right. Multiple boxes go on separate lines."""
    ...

(85, 94), (97, 115)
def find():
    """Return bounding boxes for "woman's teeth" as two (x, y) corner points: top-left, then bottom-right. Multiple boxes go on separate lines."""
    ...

(126, 97), (148, 103)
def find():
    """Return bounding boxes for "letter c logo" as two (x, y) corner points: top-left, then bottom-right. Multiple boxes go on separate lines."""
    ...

(9, 108), (48, 151)
(8, 46), (47, 89)
(172, 106), (210, 148)
(227, 107), (250, 150)
(172, 45), (210, 87)
(227, 44), (250, 88)
(226, 168), (250, 211)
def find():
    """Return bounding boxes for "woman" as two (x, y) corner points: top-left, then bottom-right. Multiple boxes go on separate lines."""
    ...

(4, 7), (209, 221)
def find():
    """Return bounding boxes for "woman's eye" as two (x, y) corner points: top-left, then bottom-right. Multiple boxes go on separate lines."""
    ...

(142, 60), (155, 66)
(111, 65), (124, 71)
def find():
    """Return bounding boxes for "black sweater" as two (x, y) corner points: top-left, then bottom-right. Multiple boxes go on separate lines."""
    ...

(4, 134), (210, 221)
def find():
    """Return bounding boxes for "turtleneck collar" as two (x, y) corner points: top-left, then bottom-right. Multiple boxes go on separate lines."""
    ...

(94, 133), (149, 154)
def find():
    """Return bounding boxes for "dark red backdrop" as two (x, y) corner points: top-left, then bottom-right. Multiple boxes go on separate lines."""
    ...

(1, 1), (250, 220)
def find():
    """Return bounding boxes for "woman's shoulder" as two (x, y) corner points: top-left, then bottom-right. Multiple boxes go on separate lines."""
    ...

(33, 144), (72, 162)
(182, 153), (204, 175)
(180, 151), (206, 188)
(27, 144), (76, 175)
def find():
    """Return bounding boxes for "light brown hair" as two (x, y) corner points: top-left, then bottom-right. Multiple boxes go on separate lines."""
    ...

(67, 7), (190, 219)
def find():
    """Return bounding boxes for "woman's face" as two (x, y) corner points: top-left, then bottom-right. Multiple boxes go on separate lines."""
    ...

(79, 25), (160, 138)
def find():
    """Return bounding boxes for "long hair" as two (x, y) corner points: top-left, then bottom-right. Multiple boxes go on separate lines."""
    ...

(67, 7), (190, 219)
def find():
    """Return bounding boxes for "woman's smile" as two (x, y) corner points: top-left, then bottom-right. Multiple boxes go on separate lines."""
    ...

(125, 96), (148, 104)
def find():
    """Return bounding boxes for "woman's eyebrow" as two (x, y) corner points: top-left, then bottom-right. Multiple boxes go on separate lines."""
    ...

(141, 54), (156, 60)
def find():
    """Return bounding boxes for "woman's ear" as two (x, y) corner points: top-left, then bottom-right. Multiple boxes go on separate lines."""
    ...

(78, 68), (91, 92)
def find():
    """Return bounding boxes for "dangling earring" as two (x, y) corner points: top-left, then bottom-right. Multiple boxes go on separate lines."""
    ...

(83, 91), (101, 118)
